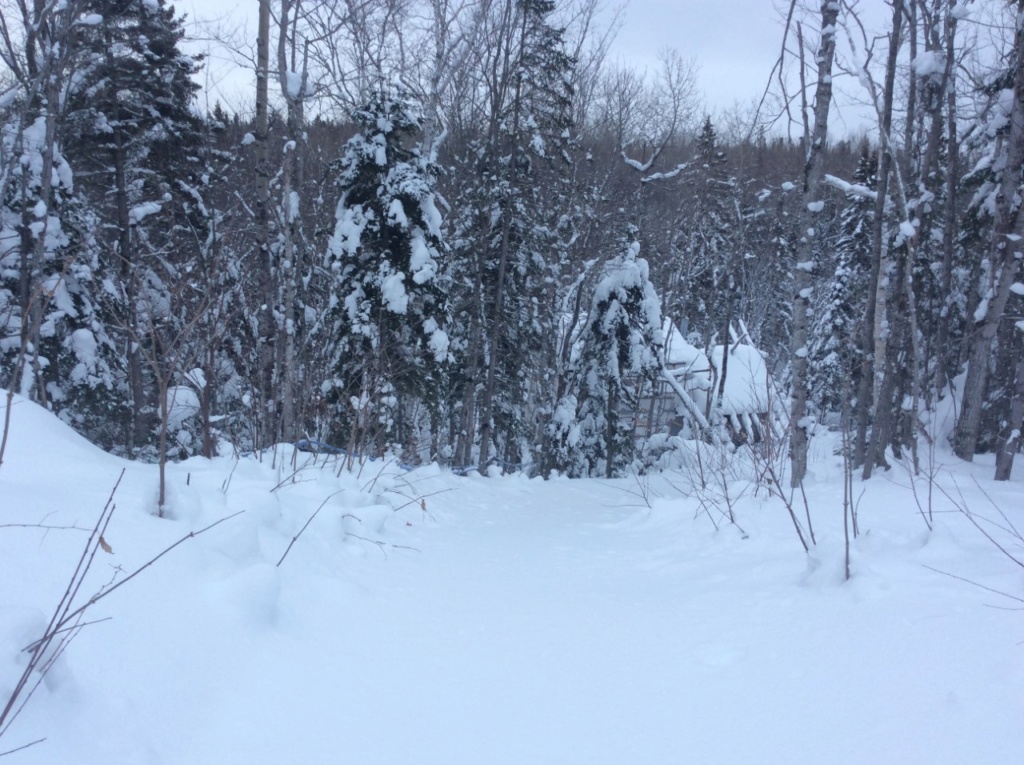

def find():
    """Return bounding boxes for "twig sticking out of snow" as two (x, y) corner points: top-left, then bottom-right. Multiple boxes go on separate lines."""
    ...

(277, 489), (345, 567)
(0, 471), (243, 753)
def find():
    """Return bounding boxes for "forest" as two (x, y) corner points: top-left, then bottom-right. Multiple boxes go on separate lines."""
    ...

(2, 0), (1023, 488)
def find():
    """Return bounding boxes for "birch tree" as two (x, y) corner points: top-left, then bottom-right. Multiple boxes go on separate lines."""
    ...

(789, 0), (840, 487)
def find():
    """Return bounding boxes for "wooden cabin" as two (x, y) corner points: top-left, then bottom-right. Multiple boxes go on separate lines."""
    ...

(635, 321), (771, 444)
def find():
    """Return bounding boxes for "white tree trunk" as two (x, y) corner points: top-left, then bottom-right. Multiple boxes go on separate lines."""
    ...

(789, 0), (840, 488)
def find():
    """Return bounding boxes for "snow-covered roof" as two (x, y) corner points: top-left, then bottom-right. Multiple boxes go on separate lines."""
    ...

(662, 320), (710, 378)
(708, 344), (769, 415)
(661, 320), (769, 416)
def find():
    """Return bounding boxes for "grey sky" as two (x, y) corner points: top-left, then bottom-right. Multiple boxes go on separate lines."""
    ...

(182, 0), (888, 134)
(610, 0), (786, 109)
(611, 0), (896, 135)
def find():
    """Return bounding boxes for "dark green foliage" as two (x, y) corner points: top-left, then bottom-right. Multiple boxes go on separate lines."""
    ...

(324, 94), (451, 457)
(808, 146), (875, 418)
(673, 117), (737, 344)
(61, 0), (204, 456)
(552, 239), (663, 478)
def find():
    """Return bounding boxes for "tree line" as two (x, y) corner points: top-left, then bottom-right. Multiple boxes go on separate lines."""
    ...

(1, 0), (1023, 485)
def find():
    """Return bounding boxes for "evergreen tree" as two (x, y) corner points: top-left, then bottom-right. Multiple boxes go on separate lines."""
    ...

(0, 114), (78, 399)
(808, 147), (876, 418)
(59, 0), (204, 456)
(0, 1), (80, 409)
(31, 203), (127, 449)
(954, 18), (1024, 465)
(556, 238), (663, 478)
(674, 116), (736, 344)
(450, 0), (576, 471)
(324, 94), (451, 460)
(751, 183), (798, 367)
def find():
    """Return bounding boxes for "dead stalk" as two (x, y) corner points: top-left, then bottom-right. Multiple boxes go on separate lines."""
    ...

(0, 470), (242, 752)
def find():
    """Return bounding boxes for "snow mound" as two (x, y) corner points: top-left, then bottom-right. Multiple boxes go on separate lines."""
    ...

(0, 389), (124, 477)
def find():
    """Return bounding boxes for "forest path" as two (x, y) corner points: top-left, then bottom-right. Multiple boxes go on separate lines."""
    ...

(174, 473), (1018, 765)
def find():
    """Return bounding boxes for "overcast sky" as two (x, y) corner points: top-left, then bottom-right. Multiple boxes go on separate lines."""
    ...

(610, 0), (785, 108)
(608, 0), (894, 135)
(182, 0), (888, 134)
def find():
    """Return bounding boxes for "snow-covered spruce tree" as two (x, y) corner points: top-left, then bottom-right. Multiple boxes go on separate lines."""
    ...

(0, 1), (85, 409)
(60, 0), (204, 456)
(556, 239), (663, 478)
(673, 116), (737, 345)
(0, 114), (74, 394)
(755, 182), (798, 368)
(23, 203), (128, 450)
(446, 141), (559, 472)
(0, 76), (125, 453)
(0, 140), (130, 456)
(535, 159), (612, 477)
(808, 146), (875, 420)
(449, 0), (576, 473)
(324, 94), (451, 461)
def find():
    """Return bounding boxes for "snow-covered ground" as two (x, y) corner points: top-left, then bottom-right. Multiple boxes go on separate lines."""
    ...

(1, 391), (1022, 764)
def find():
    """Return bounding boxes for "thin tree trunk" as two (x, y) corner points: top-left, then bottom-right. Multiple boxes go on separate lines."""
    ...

(854, 1), (904, 470)
(476, 205), (513, 470)
(933, 15), (960, 396)
(202, 343), (215, 458)
(863, 4), (923, 480)
(605, 386), (616, 478)
(994, 349), (1024, 480)
(279, 150), (296, 442)
(21, 63), (64, 404)
(905, 0), (918, 161)
(715, 292), (735, 416)
(864, 256), (908, 478)
(158, 376), (169, 516)
(911, 0), (957, 411)
(113, 135), (145, 456)
(477, 0), (526, 472)
(276, 0), (308, 444)
(789, 0), (840, 488)
(255, 0), (275, 448)
(454, 237), (486, 469)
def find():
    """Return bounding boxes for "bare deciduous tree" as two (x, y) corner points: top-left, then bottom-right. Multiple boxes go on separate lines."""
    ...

(788, 0), (840, 487)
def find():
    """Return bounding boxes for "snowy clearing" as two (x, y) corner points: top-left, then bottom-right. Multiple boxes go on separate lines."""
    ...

(1, 392), (1022, 764)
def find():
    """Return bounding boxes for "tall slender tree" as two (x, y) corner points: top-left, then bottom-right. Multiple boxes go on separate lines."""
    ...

(808, 146), (875, 419)
(789, 0), (840, 487)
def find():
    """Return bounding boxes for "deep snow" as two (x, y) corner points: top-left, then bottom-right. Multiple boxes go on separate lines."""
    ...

(1, 391), (1022, 764)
